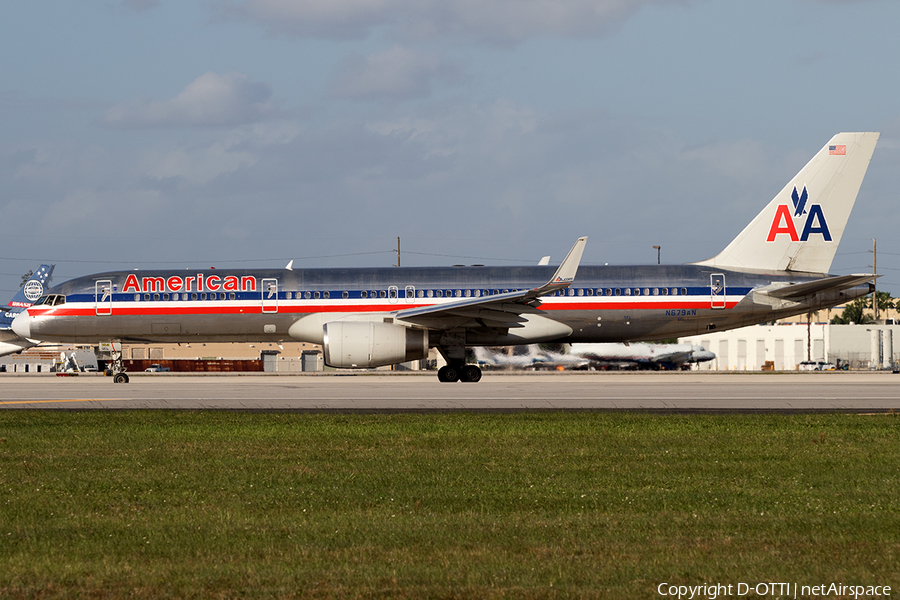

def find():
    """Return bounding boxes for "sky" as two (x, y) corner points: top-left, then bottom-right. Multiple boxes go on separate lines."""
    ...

(2, 0), (899, 299)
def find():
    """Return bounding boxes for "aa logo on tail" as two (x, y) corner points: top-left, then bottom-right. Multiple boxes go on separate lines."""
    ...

(766, 186), (831, 242)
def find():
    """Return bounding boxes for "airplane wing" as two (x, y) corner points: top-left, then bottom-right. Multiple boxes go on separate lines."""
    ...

(762, 273), (877, 300)
(394, 237), (587, 329)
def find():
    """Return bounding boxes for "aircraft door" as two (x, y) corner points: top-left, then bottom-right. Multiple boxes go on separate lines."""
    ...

(710, 273), (726, 309)
(405, 286), (415, 304)
(262, 278), (278, 313)
(388, 286), (399, 304)
(95, 279), (112, 316)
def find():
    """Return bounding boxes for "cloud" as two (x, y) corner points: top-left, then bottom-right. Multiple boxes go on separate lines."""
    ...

(330, 46), (461, 101)
(214, 0), (683, 44)
(102, 72), (277, 129)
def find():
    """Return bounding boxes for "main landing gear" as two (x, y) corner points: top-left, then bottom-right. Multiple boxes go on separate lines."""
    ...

(435, 335), (481, 383)
(437, 363), (482, 383)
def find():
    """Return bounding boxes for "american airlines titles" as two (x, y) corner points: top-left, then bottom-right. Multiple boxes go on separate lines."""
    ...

(122, 273), (257, 294)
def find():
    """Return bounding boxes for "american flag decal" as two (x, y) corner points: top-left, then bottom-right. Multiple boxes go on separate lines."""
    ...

(829, 145), (846, 155)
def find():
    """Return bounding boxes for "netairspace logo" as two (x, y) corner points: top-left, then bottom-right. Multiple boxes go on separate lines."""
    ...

(656, 581), (891, 599)
(23, 280), (43, 302)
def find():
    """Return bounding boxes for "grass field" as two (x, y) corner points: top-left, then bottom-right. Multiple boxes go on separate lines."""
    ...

(1, 411), (898, 599)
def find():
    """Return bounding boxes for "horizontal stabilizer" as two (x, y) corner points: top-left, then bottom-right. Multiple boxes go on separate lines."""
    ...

(762, 274), (878, 300)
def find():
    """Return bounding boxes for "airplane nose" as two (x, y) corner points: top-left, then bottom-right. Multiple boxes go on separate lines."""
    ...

(11, 312), (32, 339)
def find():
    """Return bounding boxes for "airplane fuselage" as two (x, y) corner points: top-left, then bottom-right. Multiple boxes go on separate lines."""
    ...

(16, 263), (871, 346)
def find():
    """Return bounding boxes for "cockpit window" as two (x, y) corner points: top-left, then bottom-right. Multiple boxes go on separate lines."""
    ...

(32, 295), (65, 306)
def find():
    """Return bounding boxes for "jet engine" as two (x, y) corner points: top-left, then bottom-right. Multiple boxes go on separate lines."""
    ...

(323, 321), (429, 368)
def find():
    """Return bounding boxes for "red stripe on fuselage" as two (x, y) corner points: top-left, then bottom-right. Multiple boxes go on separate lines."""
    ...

(24, 298), (738, 318)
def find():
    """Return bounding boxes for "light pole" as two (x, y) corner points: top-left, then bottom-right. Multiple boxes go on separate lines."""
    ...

(653, 245), (660, 265)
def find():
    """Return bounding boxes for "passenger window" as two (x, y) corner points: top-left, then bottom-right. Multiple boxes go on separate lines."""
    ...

(614, 288), (621, 296)
(134, 294), (140, 301)
(191, 293), (198, 301)
(625, 289), (632, 296)
(324, 291), (330, 299)
(464, 289), (471, 297)
(144, 294), (151, 301)
(304, 291), (311, 299)
(200, 293), (206, 300)
(426, 290), (433, 298)
(164, 293), (170, 301)
(342, 291), (349, 299)
(643, 288), (650, 295)
(154, 294), (160, 301)
(361, 291), (367, 298)
(681, 287), (687, 295)
(229, 293), (235, 300)
(380, 290), (387, 298)
(313, 291), (320, 299)
(661, 288), (668, 296)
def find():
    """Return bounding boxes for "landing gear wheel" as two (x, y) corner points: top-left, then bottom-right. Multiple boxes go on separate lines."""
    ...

(460, 365), (482, 383)
(438, 365), (460, 383)
(108, 344), (129, 384)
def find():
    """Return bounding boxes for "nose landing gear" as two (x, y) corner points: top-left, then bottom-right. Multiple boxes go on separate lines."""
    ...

(108, 345), (129, 383)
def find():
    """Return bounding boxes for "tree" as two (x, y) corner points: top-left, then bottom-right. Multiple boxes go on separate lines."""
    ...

(873, 291), (896, 311)
(831, 297), (875, 324)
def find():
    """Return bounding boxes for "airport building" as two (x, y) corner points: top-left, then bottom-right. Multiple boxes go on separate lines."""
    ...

(680, 323), (899, 371)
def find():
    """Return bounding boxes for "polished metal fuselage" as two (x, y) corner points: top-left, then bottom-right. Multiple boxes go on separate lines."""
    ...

(18, 264), (871, 346)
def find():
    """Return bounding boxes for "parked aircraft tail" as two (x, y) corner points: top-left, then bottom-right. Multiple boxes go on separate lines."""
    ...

(696, 132), (879, 273)
(1, 264), (55, 357)
(6, 265), (55, 310)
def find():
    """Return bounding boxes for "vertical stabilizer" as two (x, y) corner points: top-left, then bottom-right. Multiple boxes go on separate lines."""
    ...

(695, 132), (879, 273)
(6, 265), (55, 309)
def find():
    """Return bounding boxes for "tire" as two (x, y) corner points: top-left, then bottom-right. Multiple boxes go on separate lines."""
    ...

(438, 365), (460, 383)
(113, 373), (129, 384)
(460, 365), (482, 383)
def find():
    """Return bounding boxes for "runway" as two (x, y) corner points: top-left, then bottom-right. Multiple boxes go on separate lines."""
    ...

(1, 371), (898, 411)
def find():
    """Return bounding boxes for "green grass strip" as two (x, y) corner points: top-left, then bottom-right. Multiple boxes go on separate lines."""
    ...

(1, 412), (898, 598)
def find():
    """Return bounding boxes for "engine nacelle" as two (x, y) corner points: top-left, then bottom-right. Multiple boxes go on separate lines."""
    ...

(323, 322), (429, 368)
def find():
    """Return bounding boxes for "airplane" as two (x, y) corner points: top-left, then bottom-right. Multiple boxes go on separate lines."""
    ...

(567, 342), (715, 370)
(1, 265), (55, 357)
(475, 342), (714, 371)
(12, 132), (879, 384)
(474, 345), (591, 369)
